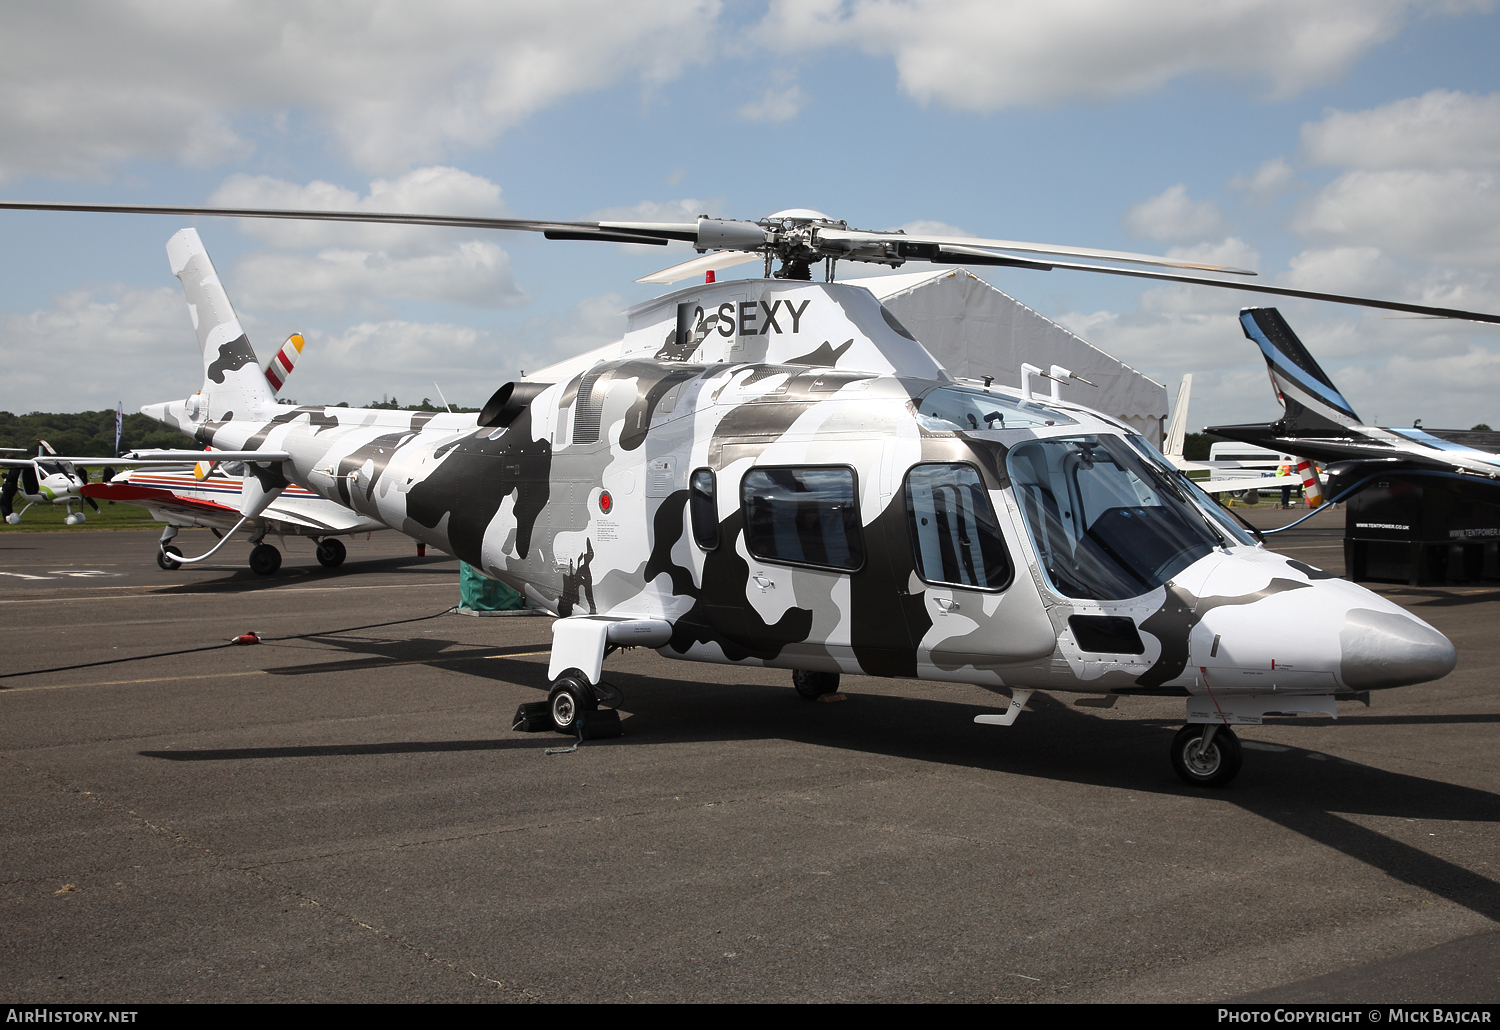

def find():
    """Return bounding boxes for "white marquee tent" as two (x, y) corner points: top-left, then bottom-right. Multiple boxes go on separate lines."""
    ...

(848, 268), (1169, 447)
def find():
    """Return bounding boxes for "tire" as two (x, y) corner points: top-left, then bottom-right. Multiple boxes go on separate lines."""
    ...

(548, 674), (597, 733)
(316, 538), (347, 569)
(1170, 724), (1243, 788)
(249, 543), (282, 576)
(157, 545), (183, 571)
(793, 669), (840, 700)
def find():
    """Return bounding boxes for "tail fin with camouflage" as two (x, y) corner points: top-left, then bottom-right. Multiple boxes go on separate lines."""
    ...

(165, 228), (276, 422)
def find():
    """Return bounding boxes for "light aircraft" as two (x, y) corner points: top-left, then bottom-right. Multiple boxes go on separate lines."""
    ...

(1209, 308), (1500, 505)
(4, 202), (1496, 787)
(80, 458), (388, 574)
(0, 442), (103, 526)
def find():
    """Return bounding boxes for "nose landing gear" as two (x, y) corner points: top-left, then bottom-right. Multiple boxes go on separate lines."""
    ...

(1170, 723), (1243, 787)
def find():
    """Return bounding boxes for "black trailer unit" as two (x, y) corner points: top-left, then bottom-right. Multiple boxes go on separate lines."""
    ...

(1345, 472), (1500, 584)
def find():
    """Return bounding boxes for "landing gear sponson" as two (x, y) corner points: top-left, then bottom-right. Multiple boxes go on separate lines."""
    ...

(514, 617), (675, 739)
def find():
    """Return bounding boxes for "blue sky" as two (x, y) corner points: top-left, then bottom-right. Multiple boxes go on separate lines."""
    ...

(2, 0), (1498, 430)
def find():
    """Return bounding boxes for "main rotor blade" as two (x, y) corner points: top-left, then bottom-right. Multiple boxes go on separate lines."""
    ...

(637, 250), (763, 284)
(0, 200), (695, 243)
(946, 247), (1500, 325)
(819, 227), (1257, 276)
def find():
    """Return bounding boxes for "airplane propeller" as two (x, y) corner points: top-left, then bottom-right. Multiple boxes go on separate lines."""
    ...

(3, 200), (1499, 325)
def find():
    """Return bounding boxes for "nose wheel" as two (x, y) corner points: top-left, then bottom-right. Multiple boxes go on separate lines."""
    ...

(1171, 723), (1242, 787)
(793, 669), (840, 700)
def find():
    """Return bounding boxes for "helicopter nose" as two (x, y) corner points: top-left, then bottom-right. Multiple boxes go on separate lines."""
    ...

(1340, 607), (1456, 690)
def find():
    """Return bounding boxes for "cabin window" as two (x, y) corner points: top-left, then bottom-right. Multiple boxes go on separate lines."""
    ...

(904, 463), (1011, 590)
(689, 468), (718, 550)
(741, 466), (864, 571)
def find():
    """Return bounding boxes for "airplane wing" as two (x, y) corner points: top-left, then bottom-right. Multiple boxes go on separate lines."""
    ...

(259, 495), (385, 534)
(1191, 473), (1302, 493)
(83, 480), (386, 534)
(81, 481), (242, 525)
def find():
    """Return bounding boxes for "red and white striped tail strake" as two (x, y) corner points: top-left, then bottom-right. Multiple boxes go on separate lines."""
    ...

(263, 333), (305, 393)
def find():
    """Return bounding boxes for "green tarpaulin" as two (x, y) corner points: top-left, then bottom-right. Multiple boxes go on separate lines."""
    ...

(459, 562), (525, 611)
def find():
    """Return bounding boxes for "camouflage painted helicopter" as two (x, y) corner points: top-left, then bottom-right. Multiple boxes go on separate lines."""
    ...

(5, 201), (1496, 787)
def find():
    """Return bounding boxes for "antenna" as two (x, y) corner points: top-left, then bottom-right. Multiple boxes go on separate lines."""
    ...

(433, 382), (454, 414)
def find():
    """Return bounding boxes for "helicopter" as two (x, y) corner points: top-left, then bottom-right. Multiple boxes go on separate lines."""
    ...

(2, 201), (1493, 787)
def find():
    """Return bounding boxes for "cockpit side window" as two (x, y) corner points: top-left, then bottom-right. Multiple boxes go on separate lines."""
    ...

(1008, 436), (1218, 600)
(741, 466), (864, 571)
(904, 463), (1011, 590)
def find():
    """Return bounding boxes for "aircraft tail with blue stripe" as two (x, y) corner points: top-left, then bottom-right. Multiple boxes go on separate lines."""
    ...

(1239, 307), (1364, 433)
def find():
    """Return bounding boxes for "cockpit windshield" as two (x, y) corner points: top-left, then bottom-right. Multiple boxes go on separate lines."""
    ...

(1007, 435), (1221, 600)
(914, 386), (1076, 433)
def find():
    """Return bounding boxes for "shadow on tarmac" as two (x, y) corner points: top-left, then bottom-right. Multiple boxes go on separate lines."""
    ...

(147, 552), (457, 593)
(137, 631), (1500, 925)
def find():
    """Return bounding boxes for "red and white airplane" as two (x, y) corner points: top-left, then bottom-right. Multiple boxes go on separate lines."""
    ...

(84, 459), (388, 574)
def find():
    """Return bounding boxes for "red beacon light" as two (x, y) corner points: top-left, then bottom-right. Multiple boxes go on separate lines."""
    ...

(705, 270), (715, 283)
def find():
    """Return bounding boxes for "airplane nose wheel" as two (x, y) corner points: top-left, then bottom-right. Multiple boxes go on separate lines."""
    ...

(157, 545), (183, 571)
(1171, 724), (1243, 787)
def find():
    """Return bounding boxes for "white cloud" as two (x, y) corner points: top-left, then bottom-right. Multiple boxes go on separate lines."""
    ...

(1279, 246), (1400, 295)
(208, 167), (508, 251)
(231, 241), (525, 314)
(1296, 169), (1500, 266)
(1303, 90), (1500, 169)
(1229, 157), (1299, 201)
(1123, 184), (1226, 241)
(0, 287), (188, 413)
(293, 294), (628, 406)
(0, 1), (722, 178)
(0, 280), (628, 414)
(308, 321), (509, 408)
(759, 0), (1456, 110)
(737, 84), (808, 123)
(201, 169), (527, 313)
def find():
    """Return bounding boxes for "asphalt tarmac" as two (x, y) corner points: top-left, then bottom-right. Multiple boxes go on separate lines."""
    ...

(1, 512), (1496, 1004)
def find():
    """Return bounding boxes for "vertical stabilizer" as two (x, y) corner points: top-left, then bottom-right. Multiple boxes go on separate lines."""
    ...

(1239, 308), (1362, 432)
(1165, 374), (1192, 458)
(166, 229), (276, 421)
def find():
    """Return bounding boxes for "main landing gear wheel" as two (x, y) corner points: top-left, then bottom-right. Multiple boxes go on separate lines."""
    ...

(548, 673), (598, 734)
(315, 538), (347, 569)
(1171, 724), (1243, 788)
(248, 543), (282, 576)
(793, 669), (840, 700)
(157, 545), (183, 571)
